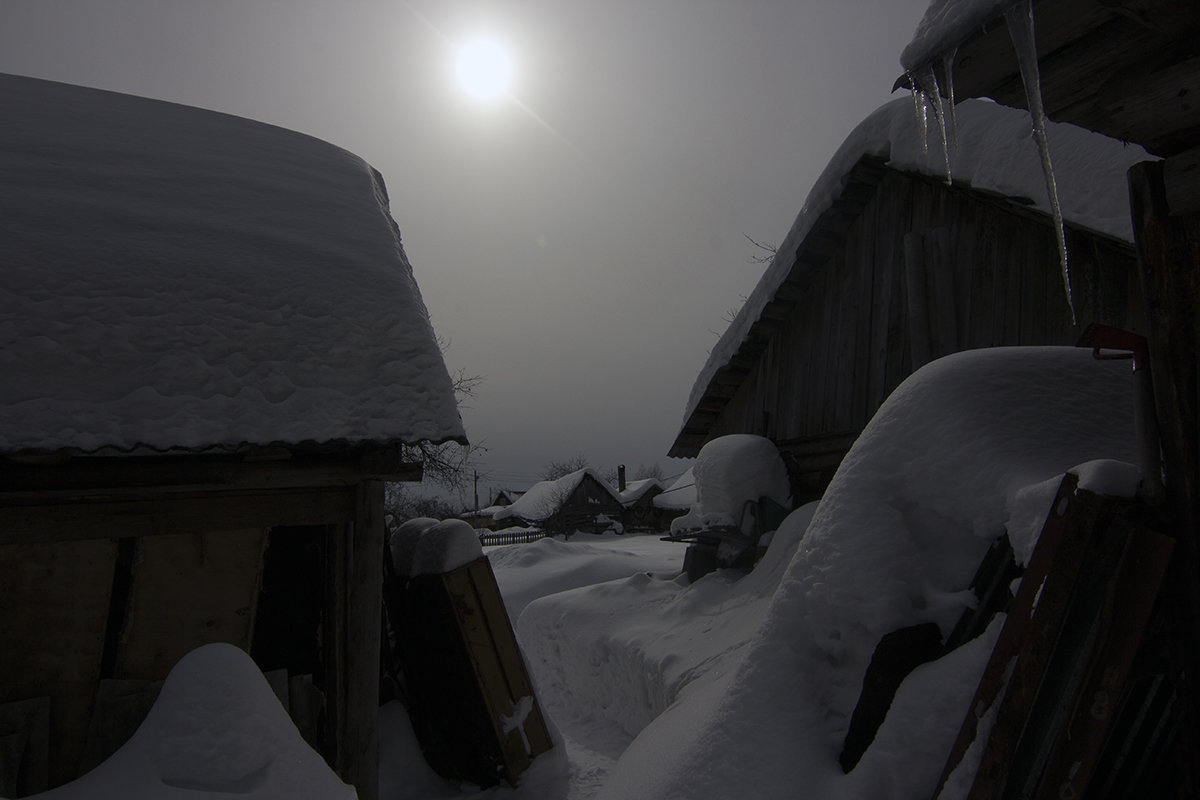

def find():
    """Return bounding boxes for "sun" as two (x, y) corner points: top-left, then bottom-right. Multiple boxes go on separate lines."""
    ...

(455, 37), (513, 103)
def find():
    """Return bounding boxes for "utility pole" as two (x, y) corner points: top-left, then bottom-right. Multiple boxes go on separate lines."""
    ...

(473, 470), (480, 526)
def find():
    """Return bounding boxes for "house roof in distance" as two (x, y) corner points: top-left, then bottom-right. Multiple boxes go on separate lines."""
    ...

(0, 73), (465, 456)
(495, 468), (619, 522)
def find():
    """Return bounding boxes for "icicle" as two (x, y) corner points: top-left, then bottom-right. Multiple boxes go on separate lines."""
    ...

(1005, 0), (1076, 324)
(942, 47), (959, 168)
(908, 75), (929, 155)
(914, 64), (953, 185)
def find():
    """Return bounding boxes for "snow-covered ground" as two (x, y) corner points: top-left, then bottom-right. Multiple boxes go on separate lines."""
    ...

(378, 346), (1138, 800)
(29, 347), (1140, 800)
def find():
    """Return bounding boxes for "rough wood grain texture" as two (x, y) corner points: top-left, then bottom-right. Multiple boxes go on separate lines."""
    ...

(0, 539), (116, 786)
(113, 529), (266, 681)
(341, 481), (383, 800)
(1032, 525), (1174, 799)
(0, 488), (357, 544)
(1129, 158), (1200, 794)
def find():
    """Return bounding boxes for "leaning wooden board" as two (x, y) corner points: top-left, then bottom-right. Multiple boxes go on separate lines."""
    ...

(401, 555), (551, 787)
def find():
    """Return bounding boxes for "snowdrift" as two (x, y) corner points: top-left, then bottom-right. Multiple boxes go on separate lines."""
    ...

(512, 347), (1136, 800)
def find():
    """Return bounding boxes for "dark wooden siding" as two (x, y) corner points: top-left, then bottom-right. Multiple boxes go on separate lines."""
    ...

(686, 168), (1141, 501)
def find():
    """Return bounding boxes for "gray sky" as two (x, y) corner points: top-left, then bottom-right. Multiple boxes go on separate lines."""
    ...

(1, 0), (931, 500)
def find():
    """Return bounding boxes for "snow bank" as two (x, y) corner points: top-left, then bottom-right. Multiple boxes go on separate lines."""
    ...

(0, 73), (464, 455)
(410, 519), (484, 577)
(517, 508), (814, 786)
(608, 347), (1137, 799)
(31, 643), (355, 800)
(488, 532), (683, 620)
(670, 434), (790, 533)
(682, 97), (1148, 427)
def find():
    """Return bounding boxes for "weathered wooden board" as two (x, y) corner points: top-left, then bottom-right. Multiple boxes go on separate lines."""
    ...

(0, 539), (116, 786)
(401, 556), (551, 787)
(113, 529), (266, 681)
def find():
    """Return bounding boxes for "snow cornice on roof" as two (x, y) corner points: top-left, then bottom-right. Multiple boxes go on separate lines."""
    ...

(0, 73), (466, 456)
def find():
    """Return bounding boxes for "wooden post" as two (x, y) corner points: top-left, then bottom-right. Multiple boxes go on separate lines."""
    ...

(344, 480), (383, 800)
(1128, 157), (1200, 793)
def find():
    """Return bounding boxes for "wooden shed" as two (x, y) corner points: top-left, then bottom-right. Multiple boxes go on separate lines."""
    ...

(669, 97), (1148, 502)
(899, 0), (1200, 789)
(0, 74), (466, 799)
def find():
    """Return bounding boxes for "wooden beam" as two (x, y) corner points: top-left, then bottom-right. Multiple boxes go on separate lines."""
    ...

(1129, 157), (1200, 792)
(0, 488), (357, 545)
(0, 449), (422, 497)
(337, 481), (383, 800)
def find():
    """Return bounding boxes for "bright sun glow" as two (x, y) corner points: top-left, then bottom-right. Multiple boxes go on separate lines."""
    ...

(455, 38), (513, 103)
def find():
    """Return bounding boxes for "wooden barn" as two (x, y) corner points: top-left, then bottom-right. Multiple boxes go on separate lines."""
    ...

(0, 74), (465, 799)
(493, 469), (623, 535)
(669, 96), (1149, 502)
(899, 0), (1200, 791)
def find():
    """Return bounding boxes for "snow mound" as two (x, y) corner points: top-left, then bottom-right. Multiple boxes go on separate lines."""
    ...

(0, 73), (464, 455)
(670, 434), (790, 533)
(410, 519), (484, 577)
(389, 517), (440, 576)
(608, 346), (1137, 799)
(31, 643), (355, 800)
(488, 532), (683, 619)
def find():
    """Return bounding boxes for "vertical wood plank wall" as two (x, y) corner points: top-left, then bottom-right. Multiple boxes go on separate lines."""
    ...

(702, 169), (1142, 490)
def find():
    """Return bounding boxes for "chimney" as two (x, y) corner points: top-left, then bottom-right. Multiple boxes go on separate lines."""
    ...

(617, 464), (627, 493)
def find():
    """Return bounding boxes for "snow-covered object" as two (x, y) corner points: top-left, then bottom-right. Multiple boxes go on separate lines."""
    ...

(410, 519), (484, 577)
(900, 0), (1021, 71)
(618, 478), (664, 506)
(682, 97), (1148, 428)
(0, 73), (465, 455)
(30, 643), (355, 800)
(495, 468), (617, 523)
(670, 435), (790, 533)
(389, 517), (440, 576)
(652, 467), (697, 511)
(610, 347), (1137, 799)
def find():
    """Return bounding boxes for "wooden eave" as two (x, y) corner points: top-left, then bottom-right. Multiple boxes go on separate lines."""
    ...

(0, 445), (422, 544)
(899, 0), (1200, 159)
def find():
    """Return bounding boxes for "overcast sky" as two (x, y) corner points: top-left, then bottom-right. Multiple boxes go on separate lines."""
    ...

(2, 0), (932, 501)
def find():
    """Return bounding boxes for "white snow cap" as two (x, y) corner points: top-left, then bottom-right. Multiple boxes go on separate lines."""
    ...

(618, 477), (664, 505)
(495, 468), (616, 522)
(653, 467), (697, 511)
(901, 0), (1022, 70)
(682, 97), (1147, 428)
(0, 73), (465, 455)
(31, 643), (355, 800)
(410, 519), (484, 577)
(671, 435), (790, 533)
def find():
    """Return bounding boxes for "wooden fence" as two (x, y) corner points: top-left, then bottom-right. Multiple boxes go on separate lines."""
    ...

(479, 529), (546, 547)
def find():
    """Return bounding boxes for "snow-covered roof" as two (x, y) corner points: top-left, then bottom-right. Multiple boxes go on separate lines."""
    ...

(0, 73), (465, 456)
(652, 468), (696, 511)
(618, 478), (664, 506)
(680, 97), (1147, 429)
(495, 468), (618, 522)
(900, 0), (1020, 71)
